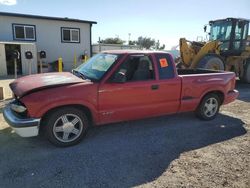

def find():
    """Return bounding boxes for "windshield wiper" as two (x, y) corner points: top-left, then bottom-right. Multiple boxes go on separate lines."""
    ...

(72, 69), (86, 80)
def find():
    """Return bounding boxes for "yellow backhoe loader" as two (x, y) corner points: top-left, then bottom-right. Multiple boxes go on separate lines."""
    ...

(178, 18), (250, 83)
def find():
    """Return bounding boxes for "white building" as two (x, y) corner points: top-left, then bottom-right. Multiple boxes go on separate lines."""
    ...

(0, 12), (96, 76)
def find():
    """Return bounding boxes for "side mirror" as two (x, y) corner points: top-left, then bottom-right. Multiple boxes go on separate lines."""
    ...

(112, 72), (126, 83)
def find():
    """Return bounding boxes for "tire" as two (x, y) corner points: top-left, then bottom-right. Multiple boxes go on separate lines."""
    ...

(197, 55), (225, 70)
(176, 62), (184, 69)
(195, 94), (221, 121)
(240, 59), (250, 84)
(43, 107), (89, 147)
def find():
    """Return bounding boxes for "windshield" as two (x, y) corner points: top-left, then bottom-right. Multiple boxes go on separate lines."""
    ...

(209, 21), (232, 41)
(75, 53), (119, 80)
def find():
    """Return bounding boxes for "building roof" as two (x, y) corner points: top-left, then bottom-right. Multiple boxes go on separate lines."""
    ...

(0, 41), (35, 45)
(0, 12), (97, 24)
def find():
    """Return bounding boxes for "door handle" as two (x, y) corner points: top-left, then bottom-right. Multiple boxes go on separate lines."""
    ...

(151, 85), (159, 90)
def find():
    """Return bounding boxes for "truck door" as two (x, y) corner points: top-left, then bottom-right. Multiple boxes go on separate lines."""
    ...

(5, 44), (22, 75)
(98, 54), (158, 123)
(98, 53), (181, 124)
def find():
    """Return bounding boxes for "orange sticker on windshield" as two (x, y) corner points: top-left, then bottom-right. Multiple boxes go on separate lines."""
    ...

(160, 58), (168, 67)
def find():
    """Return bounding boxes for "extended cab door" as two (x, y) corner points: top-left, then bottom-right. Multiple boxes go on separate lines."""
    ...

(98, 53), (181, 124)
(152, 53), (182, 114)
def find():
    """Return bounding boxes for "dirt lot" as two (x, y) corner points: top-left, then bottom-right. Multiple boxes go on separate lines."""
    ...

(0, 76), (14, 100)
(0, 81), (249, 188)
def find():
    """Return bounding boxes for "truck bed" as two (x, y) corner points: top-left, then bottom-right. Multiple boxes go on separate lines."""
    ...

(176, 67), (236, 113)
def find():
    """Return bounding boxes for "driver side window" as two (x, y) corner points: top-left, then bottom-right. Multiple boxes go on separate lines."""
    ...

(111, 55), (155, 82)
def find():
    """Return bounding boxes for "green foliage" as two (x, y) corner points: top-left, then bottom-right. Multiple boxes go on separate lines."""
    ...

(154, 40), (165, 50)
(128, 40), (137, 45)
(159, 44), (165, 50)
(99, 36), (165, 50)
(99, 37), (125, 44)
(136, 36), (155, 49)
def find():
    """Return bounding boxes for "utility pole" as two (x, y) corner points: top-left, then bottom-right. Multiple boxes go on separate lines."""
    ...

(128, 33), (131, 45)
(98, 37), (101, 52)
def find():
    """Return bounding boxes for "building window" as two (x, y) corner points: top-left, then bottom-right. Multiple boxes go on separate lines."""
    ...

(61, 28), (80, 43)
(13, 24), (36, 41)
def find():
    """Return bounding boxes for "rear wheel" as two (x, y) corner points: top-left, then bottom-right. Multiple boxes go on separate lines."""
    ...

(43, 107), (89, 147)
(240, 59), (250, 83)
(195, 94), (221, 120)
(197, 55), (225, 70)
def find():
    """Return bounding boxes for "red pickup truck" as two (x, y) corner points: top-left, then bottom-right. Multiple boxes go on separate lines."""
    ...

(3, 50), (238, 146)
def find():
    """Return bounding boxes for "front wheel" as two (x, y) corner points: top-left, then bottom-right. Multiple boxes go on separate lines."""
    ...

(195, 94), (221, 120)
(43, 107), (89, 147)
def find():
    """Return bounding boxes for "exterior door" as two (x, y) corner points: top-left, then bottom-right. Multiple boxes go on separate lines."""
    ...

(5, 44), (22, 75)
(0, 44), (7, 76)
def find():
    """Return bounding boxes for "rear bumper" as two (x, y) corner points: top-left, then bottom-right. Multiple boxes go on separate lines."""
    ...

(3, 105), (40, 137)
(223, 90), (239, 105)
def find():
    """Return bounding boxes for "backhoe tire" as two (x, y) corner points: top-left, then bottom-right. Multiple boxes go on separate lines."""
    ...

(176, 62), (184, 69)
(240, 59), (250, 84)
(197, 55), (225, 70)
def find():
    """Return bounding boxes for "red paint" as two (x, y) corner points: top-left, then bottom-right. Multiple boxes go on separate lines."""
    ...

(12, 51), (238, 126)
(10, 72), (85, 97)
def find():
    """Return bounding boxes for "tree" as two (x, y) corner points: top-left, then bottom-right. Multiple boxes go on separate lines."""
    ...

(154, 40), (165, 50)
(136, 36), (155, 49)
(128, 40), (137, 45)
(99, 37), (125, 44)
(159, 44), (165, 50)
(155, 40), (160, 50)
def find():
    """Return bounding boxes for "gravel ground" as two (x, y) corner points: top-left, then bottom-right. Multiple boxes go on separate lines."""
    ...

(0, 81), (249, 188)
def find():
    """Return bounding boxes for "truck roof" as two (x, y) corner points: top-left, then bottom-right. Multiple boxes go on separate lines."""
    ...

(102, 50), (171, 55)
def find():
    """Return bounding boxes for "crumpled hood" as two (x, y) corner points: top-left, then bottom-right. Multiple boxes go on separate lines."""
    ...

(10, 72), (87, 97)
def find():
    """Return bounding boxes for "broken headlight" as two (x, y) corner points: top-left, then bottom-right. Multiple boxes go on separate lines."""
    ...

(10, 100), (27, 113)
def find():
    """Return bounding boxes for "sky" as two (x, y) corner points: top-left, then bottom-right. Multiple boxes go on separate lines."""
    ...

(0, 0), (249, 50)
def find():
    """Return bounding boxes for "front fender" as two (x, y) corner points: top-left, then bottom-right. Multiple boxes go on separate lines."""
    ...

(21, 83), (99, 124)
(36, 99), (98, 124)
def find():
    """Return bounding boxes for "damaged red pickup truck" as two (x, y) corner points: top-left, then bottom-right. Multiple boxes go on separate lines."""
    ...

(3, 50), (238, 146)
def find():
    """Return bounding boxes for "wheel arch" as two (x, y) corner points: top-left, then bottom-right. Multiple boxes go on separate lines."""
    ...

(41, 104), (94, 128)
(199, 90), (225, 107)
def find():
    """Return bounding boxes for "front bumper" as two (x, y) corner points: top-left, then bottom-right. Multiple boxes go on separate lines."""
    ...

(223, 89), (239, 105)
(3, 105), (40, 137)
